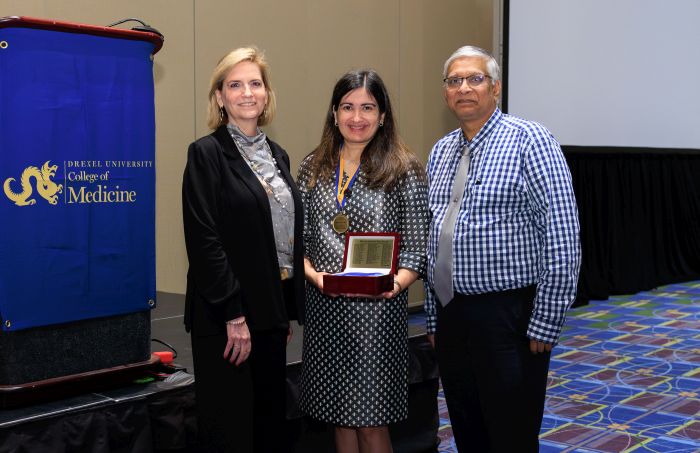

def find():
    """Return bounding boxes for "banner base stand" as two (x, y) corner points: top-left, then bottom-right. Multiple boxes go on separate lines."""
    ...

(0, 354), (160, 409)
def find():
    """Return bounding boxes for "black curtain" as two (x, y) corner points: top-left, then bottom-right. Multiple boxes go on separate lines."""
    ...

(564, 146), (700, 304)
(0, 387), (197, 453)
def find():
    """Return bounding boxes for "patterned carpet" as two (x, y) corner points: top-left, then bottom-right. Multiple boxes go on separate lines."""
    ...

(433, 281), (700, 452)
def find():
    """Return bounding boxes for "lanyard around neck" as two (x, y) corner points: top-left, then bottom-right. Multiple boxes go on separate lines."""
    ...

(335, 156), (360, 210)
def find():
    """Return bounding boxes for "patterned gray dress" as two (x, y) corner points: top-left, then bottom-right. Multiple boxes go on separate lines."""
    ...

(298, 155), (428, 426)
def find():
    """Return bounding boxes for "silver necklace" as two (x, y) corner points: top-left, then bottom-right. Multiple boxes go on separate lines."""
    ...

(235, 139), (292, 214)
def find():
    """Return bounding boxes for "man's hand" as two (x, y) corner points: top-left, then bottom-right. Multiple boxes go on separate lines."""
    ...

(529, 339), (553, 354)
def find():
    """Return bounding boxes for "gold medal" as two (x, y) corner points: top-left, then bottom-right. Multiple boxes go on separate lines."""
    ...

(332, 213), (349, 234)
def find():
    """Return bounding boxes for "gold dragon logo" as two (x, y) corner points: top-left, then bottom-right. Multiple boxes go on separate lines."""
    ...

(3, 161), (63, 206)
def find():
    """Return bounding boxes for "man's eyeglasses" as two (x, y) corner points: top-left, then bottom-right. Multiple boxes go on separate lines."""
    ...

(443, 74), (492, 90)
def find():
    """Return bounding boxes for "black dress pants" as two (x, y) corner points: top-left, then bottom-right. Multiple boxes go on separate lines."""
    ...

(435, 286), (550, 453)
(191, 328), (288, 453)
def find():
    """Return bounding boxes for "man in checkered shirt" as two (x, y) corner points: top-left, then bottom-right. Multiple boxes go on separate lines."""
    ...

(424, 45), (581, 452)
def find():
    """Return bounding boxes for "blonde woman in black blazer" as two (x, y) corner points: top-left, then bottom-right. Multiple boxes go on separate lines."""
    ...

(182, 47), (304, 453)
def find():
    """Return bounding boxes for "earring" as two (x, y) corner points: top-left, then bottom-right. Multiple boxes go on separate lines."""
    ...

(334, 121), (338, 127)
(379, 121), (384, 127)
(219, 107), (225, 124)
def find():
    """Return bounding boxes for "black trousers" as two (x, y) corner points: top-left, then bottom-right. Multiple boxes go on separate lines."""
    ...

(191, 328), (288, 453)
(435, 286), (550, 453)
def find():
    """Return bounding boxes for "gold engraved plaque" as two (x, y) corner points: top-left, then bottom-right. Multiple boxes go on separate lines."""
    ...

(349, 238), (394, 269)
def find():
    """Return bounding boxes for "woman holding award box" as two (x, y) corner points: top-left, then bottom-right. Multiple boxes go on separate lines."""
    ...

(297, 69), (428, 453)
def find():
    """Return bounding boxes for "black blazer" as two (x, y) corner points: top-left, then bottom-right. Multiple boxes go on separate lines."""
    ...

(182, 126), (304, 336)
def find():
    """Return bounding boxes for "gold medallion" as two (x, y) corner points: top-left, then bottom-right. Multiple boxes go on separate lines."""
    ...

(332, 213), (349, 234)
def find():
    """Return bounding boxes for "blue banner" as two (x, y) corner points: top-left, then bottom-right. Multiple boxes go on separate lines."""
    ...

(0, 27), (156, 331)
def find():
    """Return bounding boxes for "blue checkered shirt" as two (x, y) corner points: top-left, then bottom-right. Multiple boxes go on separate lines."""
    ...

(424, 108), (581, 344)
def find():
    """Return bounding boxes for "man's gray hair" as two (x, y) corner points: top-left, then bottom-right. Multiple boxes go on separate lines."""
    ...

(443, 46), (501, 83)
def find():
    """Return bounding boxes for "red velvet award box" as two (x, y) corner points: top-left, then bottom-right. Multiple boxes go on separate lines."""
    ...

(323, 232), (400, 296)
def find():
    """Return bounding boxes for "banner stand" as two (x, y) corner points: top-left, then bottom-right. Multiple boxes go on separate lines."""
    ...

(0, 16), (163, 406)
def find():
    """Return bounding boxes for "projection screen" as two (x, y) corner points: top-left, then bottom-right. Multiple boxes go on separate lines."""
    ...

(505, 0), (700, 149)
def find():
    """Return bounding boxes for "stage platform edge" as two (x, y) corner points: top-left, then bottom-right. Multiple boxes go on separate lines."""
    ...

(0, 354), (160, 409)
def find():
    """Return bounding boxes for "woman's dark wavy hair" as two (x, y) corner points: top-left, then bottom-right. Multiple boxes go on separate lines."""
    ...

(305, 69), (424, 191)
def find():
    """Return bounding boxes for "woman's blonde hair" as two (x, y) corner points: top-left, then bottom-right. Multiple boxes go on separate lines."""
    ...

(206, 46), (277, 130)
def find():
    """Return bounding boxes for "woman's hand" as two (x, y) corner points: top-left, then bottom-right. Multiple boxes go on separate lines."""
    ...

(346, 269), (419, 299)
(378, 278), (403, 299)
(313, 270), (341, 297)
(344, 289), (395, 299)
(223, 317), (251, 366)
(342, 279), (398, 299)
(379, 290), (397, 299)
(313, 272), (327, 292)
(305, 257), (339, 297)
(340, 269), (419, 299)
